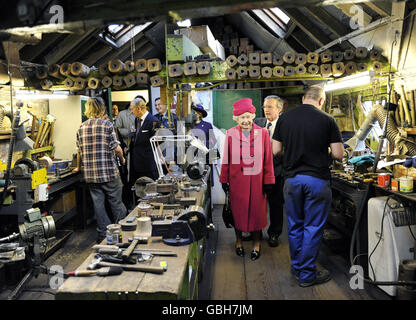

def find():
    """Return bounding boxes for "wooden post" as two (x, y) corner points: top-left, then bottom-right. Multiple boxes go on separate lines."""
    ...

(225, 68), (236, 80)
(307, 64), (319, 74)
(135, 59), (147, 72)
(400, 85), (412, 125)
(237, 54), (248, 66)
(101, 76), (112, 88)
(226, 55), (238, 67)
(409, 90), (415, 127)
(273, 66), (285, 77)
(123, 73), (137, 88)
(48, 64), (64, 79)
(88, 77), (101, 90)
(71, 62), (90, 77)
(36, 67), (48, 79)
(108, 59), (125, 74)
(345, 61), (357, 75)
(283, 52), (295, 64)
(40, 79), (53, 90)
(295, 53), (307, 65)
(136, 73), (148, 85)
(197, 62), (210, 75)
(59, 63), (71, 76)
(168, 64), (183, 78)
(147, 59), (162, 72)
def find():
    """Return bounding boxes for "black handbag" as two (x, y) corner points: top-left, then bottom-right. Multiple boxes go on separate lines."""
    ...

(222, 191), (234, 228)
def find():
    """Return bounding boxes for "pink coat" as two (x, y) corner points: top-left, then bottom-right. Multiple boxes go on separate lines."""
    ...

(220, 124), (275, 232)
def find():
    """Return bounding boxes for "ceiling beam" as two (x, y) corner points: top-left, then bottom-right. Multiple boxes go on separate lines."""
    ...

(0, 1), (396, 31)
(304, 6), (349, 38)
(290, 29), (318, 52)
(44, 28), (98, 64)
(82, 45), (113, 67)
(364, 2), (391, 17)
(335, 3), (372, 28)
(284, 21), (296, 40)
(227, 12), (297, 57)
(282, 8), (329, 48)
(304, 6), (356, 51)
(251, 9), (287, 39)
(20, 33), (63, 62)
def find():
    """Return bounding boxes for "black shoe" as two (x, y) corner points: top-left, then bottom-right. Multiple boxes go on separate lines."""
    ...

(235, 246), (245, 257)
(299, 269), (331, 287)
(268, 234), (279, 247)
(250, 249), (261, 260)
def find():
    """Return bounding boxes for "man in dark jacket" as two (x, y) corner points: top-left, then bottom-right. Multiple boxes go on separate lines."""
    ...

(129, 97), (161, 185)
(254, 95), (285, 247)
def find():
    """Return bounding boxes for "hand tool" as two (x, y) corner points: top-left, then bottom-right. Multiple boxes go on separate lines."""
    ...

(97, 248), (177, 257)
(67, 266), (123, 277)
(96, 261), (165, 274)
(121, 236), (143, 260)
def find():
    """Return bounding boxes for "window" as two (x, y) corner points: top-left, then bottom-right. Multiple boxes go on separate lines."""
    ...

(251, 9), (287, 38)
(269, 7), (290, 25)
(99, 22), (152, 48)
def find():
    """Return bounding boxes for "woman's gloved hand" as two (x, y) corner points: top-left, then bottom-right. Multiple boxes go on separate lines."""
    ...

(222, 183), (229, 193)
(263, 184), (274, 194)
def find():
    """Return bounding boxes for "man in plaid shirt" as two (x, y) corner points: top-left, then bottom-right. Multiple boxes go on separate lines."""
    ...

(74, 97), (127, 242)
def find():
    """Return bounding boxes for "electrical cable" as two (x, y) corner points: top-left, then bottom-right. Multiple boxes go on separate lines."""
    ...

(368, 195), (391, 281)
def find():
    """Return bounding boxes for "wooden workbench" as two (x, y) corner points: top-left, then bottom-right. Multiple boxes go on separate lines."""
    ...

(55, 234), (198, 300)
(56, 171), (211, 300)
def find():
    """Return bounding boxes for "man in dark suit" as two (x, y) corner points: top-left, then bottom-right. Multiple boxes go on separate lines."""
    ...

(254, 95), (285, 247)
(129, 97), (161, 187)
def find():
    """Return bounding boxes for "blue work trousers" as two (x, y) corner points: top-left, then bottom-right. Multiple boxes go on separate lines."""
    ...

(283, 174), (332, 283)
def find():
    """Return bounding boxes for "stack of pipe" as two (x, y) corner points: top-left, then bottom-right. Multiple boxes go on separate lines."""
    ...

(224, 47), (385, 80)
(32, 57), (164, 92)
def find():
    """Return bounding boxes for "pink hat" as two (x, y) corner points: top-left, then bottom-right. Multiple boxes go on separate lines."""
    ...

(233, 98), (256, 116)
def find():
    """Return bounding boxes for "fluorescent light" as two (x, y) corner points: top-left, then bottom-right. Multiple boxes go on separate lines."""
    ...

(324, 71), (375, 92)
(177, 19), (191, 27)
(15, 90), (69, 100)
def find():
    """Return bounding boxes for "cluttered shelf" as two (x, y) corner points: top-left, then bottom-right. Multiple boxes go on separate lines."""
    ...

(373, 184), (416, 202)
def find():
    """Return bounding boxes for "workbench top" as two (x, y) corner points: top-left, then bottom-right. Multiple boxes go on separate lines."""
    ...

(56, 228), (192, 300)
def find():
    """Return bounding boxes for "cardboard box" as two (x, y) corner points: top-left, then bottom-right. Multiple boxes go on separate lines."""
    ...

(178, 25), (218, 57)
(215, 40), (225, 61)
(393, 164), (416, 180)
(50, 190), (76, 213)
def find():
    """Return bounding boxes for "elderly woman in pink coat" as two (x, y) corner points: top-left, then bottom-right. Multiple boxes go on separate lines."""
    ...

(220, 98), (275, 260)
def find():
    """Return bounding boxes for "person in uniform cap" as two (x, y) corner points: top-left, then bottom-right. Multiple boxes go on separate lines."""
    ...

(220, 98), (275, 260)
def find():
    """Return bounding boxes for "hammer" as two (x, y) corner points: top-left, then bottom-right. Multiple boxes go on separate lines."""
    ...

(121, 236), (143, 260)
(67, 266), (123, 277)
